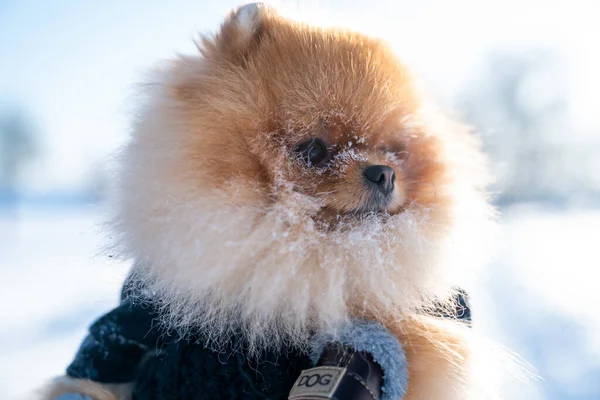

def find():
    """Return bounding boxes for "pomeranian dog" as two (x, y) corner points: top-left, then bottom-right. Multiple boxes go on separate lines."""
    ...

(43, 3), (499, 400)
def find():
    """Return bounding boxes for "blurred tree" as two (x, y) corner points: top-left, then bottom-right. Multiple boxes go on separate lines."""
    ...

(460, 48), (574, 205)
(0, 108), (38, 200)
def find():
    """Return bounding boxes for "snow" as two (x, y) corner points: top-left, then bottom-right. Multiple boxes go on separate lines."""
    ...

(0, 204), (128, 399)
(1, 203), (599, 399)
(475, 204), (600, 399)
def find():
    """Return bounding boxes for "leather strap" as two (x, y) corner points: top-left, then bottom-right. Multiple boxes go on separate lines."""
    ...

(288, 343), (383, 400)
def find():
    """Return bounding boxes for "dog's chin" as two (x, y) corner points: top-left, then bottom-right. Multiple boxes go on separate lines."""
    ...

(316, 207), (400, 229)
(356, 198), (406, 216)
(318, 193), (406, 226)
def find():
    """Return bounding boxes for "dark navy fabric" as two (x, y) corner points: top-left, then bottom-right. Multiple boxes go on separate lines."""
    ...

(427, 289), (472, 325)
(66, 282), (471, 400)
(66, 298), (162, 383)
(131, 337), (312, 400)
(66, 292), (312, 399)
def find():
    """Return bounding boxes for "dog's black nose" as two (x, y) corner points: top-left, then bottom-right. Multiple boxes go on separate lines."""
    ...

(364, 165), (396, 195)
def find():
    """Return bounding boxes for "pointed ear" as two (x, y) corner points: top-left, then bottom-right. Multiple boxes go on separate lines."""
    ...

(201, 2), (275, 62)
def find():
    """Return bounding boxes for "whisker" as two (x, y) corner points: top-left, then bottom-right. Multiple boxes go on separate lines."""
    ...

(315, 190), (338, 196)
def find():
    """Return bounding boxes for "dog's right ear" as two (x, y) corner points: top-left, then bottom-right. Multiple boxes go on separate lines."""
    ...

(200, 3), (276, 63)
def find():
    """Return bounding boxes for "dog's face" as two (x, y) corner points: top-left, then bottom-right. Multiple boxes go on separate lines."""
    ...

(113, 4), (490, 352)
(174, 5), (445, 223)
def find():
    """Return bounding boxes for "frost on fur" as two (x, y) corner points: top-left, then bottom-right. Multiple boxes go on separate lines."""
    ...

(106, 10), (493, 355)
(108, 90), (490, 354)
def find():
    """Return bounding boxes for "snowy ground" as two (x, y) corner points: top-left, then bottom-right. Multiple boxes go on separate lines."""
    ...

(0, 204), (128, 400)
(1, 203), (599, 399)
(479, 205), (600, 399)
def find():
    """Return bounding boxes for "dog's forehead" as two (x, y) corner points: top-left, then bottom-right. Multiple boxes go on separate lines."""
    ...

(279, 105), (407, 147)
(322, 119), (372, 148)
(261, 59), (413, 146)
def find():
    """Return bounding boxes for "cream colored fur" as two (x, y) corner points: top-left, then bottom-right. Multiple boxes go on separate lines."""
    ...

(107, 72), (491, 354)
(37, 4), (504, 399)
(38, 376), (130, 400)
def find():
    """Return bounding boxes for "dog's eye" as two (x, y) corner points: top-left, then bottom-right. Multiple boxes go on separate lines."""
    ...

(295, 138), (331, 167)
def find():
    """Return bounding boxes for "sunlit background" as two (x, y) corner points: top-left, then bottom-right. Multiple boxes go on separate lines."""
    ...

(1, 1), (599, 399)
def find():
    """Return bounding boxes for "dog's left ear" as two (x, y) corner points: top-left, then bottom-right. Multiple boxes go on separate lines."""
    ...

(201, 2), (275, 63)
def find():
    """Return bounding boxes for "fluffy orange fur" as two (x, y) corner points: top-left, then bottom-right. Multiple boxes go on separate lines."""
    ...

(40, 4), (497, 399)
(175, 7), (447, 219)
(391, 315), (471, 399)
